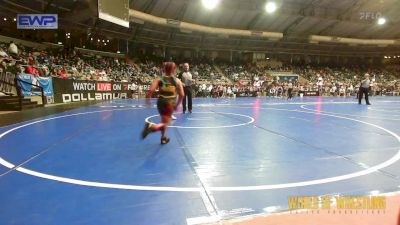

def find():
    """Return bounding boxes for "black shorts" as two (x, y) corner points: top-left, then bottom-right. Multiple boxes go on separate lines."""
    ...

(157, 98), (175, 116)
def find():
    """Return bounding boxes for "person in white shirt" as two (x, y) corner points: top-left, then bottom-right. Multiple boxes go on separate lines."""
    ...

(8, 41), (18, 56)
(201, 83), (207, 97)
(269, 86), (275, 97)
(317, 75), (323, 96)
(207, 84), (213, 97)
(227, 86), (232, 97)
(370, 76), (375, 96)
(347, 85), (354, 96)
(330, 86), (336, 96)
(339, 86), (346, 97)
(0, 48), (8, 58)
(298, 85), (305, 97)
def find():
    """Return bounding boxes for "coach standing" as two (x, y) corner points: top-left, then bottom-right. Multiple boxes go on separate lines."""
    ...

(358, 73), (371, 105)
(178, 63), (194, 113)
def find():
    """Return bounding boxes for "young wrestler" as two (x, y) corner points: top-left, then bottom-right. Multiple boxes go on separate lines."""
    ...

(141, 62), (184, 144)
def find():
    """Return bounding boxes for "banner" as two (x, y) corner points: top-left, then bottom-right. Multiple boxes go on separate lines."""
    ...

(276, 75), (299, 81)
(52, 78), (151, 103)
(236, 91), (257, 97)
(17, 74), (54, 96)
(0, 72), (15, 95)
(17, 14), (58, 29)
(302, 91), (320, 96)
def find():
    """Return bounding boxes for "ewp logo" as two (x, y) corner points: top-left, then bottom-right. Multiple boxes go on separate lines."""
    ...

(17, 14), (58, 29)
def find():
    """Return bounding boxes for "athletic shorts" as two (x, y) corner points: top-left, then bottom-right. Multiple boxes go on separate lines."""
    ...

(157, 98), (175, 117)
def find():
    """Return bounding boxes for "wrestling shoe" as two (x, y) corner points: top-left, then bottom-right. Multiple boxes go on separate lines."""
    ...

(161, 137), (170, 144)
(141, 122), (152, 139)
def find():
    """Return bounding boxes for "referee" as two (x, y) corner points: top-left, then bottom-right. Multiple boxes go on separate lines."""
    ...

(178, 63), (194, 113)
(287, 80), (293, 100)
(358, 73), (371, 105)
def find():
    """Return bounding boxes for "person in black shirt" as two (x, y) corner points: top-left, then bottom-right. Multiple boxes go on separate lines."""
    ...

(178, 63), (194, 113)
(287, 80), (293, 100)
(358, 73), (371, 105)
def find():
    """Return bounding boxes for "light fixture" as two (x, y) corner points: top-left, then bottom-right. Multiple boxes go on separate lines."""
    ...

(394, 56), (397, 58)
(83, 45), (85, 48)
(117, 51), (121, 53)
(3, 18), (7, 21)
(388, 56), (391, 58)
(265, 2), (277, 13)
(102, 40), (105, 42)
(58, 42), (62, 45)
(13, 18), (16, 22)
(377, 17), (386, 25)
(90, 37), (93, 41)
(107, 40), (109, 43)
(202, 0), (219, 10)
(67, 36), (70, 39)
(97, 39), (100, 42)
(384, 56), (388, 58)
(266, 57), (270, 60)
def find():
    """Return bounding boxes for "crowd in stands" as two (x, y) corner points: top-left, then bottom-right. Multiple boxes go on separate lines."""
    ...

(291, 65), (400, 97)
(202, 63), (400, 98)
(1, 40), (399, 98)
(0, 40), (149, 83)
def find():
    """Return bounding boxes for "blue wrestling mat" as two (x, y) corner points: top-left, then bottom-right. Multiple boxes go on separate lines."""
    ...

(0, 96), (399, 225)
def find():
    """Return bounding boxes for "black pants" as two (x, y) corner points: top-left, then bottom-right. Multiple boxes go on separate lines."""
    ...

(182, 86), (192, 112)
(287, 88), (293, 99)
(358, 87), (370, 104)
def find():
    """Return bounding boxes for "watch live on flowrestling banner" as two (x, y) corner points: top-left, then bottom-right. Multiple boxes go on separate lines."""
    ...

(52, 78), (150, 103)
(288, 195), (386, 213)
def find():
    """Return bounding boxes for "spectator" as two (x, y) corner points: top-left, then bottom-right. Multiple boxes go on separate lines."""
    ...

(58, 68), (69, 79)
(25, 62), (39, 76)
(0, 48), (8, 58)
(7, 62), (23, 75)
(40, 66), (50, 77)
(8, 41), (18, 57)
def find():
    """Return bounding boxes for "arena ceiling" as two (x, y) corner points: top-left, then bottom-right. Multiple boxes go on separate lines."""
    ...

(1, 0), (400, 56)
(131, 0), (400, 39)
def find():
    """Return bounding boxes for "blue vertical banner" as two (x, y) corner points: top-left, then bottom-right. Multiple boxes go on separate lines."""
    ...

(16, 74), (54, 96)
